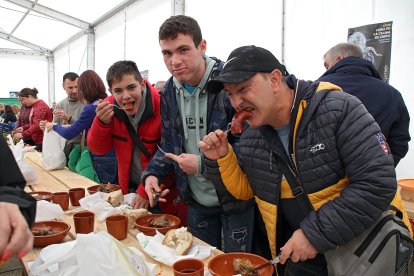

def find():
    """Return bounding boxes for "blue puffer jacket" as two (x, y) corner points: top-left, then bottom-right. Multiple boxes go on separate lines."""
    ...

(318, 57), (410, 166)
(142, 59), (254, 214)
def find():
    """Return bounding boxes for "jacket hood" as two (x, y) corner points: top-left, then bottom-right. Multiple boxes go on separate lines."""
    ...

(320, 56), (382, 80)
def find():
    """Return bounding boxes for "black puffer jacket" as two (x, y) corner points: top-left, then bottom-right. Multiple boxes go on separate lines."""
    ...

(0, 138), (36, 227)
(204, 76), (396, 256)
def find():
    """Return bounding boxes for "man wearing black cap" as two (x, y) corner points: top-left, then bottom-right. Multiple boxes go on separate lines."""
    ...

(142, 15), (254, 253)
(199, 45), (398, 274)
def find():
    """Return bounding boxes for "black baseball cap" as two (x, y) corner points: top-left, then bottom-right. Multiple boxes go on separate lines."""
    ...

(206, 45), (287, 93)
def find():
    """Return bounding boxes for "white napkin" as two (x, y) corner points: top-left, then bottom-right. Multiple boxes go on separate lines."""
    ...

(35, 200), (64, 222)
(137, 230), (215, 267)
(68, 192), (129, 221)
(29, 231), (157, 276)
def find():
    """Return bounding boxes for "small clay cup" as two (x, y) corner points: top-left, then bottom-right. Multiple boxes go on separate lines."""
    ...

(106, 214), (128, 240)
(173, 258), (204, 276)
(52, 192), (69, 210)
(73, 211), (95, 234)
(69, 188), (85, 206)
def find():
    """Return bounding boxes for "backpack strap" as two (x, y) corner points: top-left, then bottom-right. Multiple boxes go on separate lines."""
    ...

(113, 106), (151, 159)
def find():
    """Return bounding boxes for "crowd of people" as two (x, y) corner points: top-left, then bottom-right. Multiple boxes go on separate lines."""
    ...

(1, 15), (411, 275)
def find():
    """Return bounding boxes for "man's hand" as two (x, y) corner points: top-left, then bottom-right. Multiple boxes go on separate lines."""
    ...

(14, 127), (23, 133)
(165, 153), (198, 174)
(95, 101), (114, 125)
(45, 122), (54, 132)
(198, 130), (229, 160)
(279, 228), (318, 264)
(39, 120), (47, 131)
(131, 194), (149, 209)
(144, 176), (170, 207)
(0, 202), (33, 261)
(53, 109), (70, 121)
(13, 132), (23, 142)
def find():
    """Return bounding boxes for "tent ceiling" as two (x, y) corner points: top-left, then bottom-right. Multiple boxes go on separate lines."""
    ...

(0, 0), (130, 52)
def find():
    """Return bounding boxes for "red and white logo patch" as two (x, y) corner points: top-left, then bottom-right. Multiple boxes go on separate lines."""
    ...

(376, 132), (389, 155)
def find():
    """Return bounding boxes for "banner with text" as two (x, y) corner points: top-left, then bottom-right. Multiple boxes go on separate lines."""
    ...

(348, 21), (392, 83)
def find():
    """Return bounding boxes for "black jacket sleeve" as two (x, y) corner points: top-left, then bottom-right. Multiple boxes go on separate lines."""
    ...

(0, 138), (36, 227)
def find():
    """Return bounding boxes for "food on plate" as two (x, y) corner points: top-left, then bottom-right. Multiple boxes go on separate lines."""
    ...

(162, 227), (193, 255)
(124, 208), (148, 228)
(32, 226), (55, 236)
(233, 258), (258, 276)
(149, 215), (169, 228)
(97, 183), (118, 193)
(107, 189), (123, 207)
(230, 108), (253, 134)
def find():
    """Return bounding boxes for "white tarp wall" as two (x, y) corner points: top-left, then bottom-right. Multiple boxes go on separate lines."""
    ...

(0, 0), (413, 179)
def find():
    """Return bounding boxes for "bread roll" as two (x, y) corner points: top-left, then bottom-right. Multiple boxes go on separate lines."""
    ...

(107, 189), (123, 207)
(162, 227), (193, 255)
(124, 208), (148, 228)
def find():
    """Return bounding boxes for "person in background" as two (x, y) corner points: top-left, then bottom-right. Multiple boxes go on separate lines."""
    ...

(319, 42), (410, 167)
(44, 70), (117, 184)
(2, 105), (17, 124)
(0, 103), (4, 119)
(40, 72), (85, 159)
(0, 136), (36, 262)
(14, 97), (34, 146)
(142, 15), (254, 253)
(13, 88), (52, 151)
(88, 60), (187, 223)
(199, 45), (397, 275)
(154, 80), (166, 91)
(11, 105), (21, 118)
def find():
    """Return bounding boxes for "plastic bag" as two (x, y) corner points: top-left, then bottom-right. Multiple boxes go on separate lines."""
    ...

(29, 232), (151, 276)
(42, 130), (66, 171)
(7, 135), (38, 186)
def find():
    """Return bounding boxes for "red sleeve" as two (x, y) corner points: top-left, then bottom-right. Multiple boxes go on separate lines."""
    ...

(136, 184), (149, 199)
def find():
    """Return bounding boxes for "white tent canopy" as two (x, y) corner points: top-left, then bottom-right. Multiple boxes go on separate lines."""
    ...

(1, 0), (413, 179)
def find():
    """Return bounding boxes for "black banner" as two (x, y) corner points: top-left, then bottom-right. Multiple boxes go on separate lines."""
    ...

(348, 21), (392, 83)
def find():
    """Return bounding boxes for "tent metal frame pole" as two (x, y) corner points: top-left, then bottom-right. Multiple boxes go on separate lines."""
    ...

(172, 0), (185, 15)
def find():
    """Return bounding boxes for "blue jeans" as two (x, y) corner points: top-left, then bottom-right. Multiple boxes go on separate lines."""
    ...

(90, 148), (118, 184)
(187, 201), (254, 252)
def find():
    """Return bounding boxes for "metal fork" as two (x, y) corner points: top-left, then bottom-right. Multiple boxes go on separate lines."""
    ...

(93, 102), (124, 110)
(253, 253), (283, 272)
(157, 145), (168, 155)
(224, 122), (232, 134)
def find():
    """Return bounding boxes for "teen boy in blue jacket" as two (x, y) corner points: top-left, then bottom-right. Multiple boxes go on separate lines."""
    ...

(142, 15), (254, 253)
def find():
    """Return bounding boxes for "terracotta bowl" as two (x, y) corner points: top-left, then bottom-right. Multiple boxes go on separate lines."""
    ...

(398, 179), (414, 201)
(134, 214), (181, 236)
(28, 191), (52, 202)
(87, 184), (121, 195)
(32, 221), (71, 247)
(208, 252), (274, 276)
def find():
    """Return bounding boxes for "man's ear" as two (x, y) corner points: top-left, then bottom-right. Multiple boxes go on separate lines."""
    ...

(199, 39), (207, 54)
(337, 55), (344, 62)
(270, 69), (283, 87)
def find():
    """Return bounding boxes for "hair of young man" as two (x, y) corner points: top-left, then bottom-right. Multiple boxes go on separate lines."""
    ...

(324, 43), (363, 61)
(106, 60), (143, 89)
(158, 15), (202, 47)
(77, 70), (107, 104)
(18, 87), (38, 98)
(62, 72), (79, 83)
